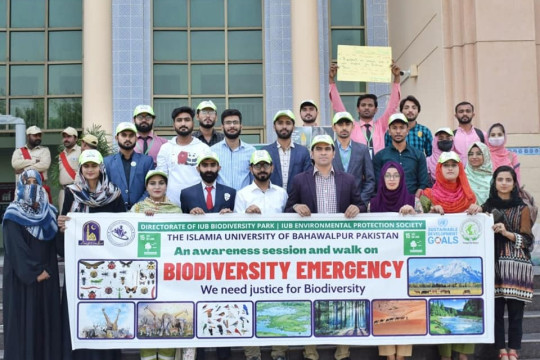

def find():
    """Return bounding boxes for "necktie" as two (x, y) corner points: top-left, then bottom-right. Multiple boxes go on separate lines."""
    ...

(205, 186), (213, 210)
(142, 137), (149, 154)
(365, 123), (373, 149)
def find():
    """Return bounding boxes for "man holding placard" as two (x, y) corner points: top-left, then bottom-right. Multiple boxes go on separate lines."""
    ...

(329, 55), (402, 157)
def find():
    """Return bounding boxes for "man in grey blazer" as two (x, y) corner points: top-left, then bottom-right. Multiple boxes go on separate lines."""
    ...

(332, 111), (375, 205)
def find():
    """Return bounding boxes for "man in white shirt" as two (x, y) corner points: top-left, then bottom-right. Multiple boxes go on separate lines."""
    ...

(235, 150), (288, 214)
(234, 149), (289, 360)
(156, 106), (210, 206)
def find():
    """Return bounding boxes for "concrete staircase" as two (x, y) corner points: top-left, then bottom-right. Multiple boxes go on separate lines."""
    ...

(0, 259), (539, 359)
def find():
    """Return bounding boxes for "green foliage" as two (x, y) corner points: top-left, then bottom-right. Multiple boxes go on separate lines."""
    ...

(461, 299), (483, 317)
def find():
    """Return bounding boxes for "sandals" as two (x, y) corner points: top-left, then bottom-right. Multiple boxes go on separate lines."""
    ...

(508, 351), (518, 360)
(498, 351), (508, 360)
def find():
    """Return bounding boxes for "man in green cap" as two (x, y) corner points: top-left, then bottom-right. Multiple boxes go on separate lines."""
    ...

(133, 104), (168, 166)
(263, 109), (312, 192)
(104, 122), (154, 209)
(373, 113), (428, 196)
(192, 100), (224, 146)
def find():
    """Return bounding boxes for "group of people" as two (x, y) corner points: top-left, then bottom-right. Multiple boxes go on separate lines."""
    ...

(3, 61), (534, 360)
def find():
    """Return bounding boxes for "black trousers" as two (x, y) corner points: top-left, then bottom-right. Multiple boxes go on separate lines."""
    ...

(197, 347), (231, 360)
(495, 297), (525, 350)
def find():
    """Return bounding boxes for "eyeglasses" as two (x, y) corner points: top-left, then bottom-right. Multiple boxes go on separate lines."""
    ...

(136, 115), (153, 121)
(467, 152), (483, 157)
(201, 110), (216, 115)
(223, 120), (240, 126)
(252, 163), (271, 170)
(384, 174), (400, 180)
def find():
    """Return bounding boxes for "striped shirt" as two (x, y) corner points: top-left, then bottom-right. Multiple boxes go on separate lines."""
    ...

(211, 140), (255, 191)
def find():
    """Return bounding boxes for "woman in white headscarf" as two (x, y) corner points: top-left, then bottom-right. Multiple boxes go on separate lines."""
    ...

(465, 141), (493, 205)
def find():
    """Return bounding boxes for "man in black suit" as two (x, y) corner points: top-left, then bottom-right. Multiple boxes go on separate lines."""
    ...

(180, 150), (236, 214)
(332, 111), (375, 205)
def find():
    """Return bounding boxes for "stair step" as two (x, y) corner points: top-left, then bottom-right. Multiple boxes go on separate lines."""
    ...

(506, 311), (540, 333)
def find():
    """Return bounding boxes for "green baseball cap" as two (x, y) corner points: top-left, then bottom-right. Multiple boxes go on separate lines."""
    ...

(196, 100), (217, 111)
(300, 99), (318, 110)
(273, 109), (295, 123)
(145, 170), (168, 185)
(196, 150), (220, 166)
(310, 134), (334, 150)
(332, 111), (354, 125)
(438, 151), (461, 164)
(435, 127), (453, 137)
(79, 149), (103, 165)
(250, 150), (273, 165)
(116, 122), (137, 135)
(388, 113), (408, 125)
(133, 105), (155, 117)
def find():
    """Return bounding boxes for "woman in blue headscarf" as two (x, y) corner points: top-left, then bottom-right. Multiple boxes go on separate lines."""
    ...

(2, 169), (61, 360)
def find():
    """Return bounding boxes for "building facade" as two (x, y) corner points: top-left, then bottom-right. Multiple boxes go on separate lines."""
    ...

(0, 0), (538, 201)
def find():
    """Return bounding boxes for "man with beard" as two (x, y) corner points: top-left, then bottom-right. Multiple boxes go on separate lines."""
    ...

(104, 122), (154, 210)
(329, 62), (402, 156)
(384, 95), (433, 157)
(192, 100), (224, 146)
(12, 126), (51, 184)
(157, 106), (210, 206)
(453, 101), (487, 164)
(299, 99), (329, 138)
(234, 150), (288, 360)
(299, 99), (319, 126)
(235, 150), (288, 214)
(210, 109), (255, 190)
(332, 111), (375, 205)
(58, 127), (81, 210)
(263, 110), (311, 192)
(132, 104), (168, 166)
(180, 150), (235, 214)
(373, 113), (428, 196)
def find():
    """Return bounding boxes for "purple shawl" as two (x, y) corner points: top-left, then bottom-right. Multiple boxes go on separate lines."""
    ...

(370, 161), (416, 212)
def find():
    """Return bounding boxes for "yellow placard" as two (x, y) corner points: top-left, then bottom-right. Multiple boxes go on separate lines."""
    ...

(337, 45), (392, 83)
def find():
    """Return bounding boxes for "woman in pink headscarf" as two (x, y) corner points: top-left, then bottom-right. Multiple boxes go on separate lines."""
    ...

(487, 123), (521, 184)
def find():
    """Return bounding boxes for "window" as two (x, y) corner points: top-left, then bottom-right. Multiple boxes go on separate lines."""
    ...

(0, 0), (82, 130)
(152, 0), (264, 141)
(329, 0), (366, 113)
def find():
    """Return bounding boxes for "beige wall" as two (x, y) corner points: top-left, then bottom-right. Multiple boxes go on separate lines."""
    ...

(388, 0), (540, 213)
(82, 0), (113, 135)
(291, 0), (320, 120)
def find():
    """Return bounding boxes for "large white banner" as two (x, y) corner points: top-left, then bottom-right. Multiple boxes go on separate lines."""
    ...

(65, 213), (494, 349)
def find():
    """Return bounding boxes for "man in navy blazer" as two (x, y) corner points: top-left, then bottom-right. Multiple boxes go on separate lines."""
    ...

(104, 122), (154, 210)
(180, 150), (236, 214)
(263, 109), (312, 193)
(285, 134), (365, 216)
(331, 111), (375, 205)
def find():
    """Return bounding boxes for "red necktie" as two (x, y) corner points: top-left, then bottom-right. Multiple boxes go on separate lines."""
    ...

(205, 186), (213, 210)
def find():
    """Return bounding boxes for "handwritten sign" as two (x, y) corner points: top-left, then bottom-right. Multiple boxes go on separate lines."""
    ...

(337, 45), (392, 83)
